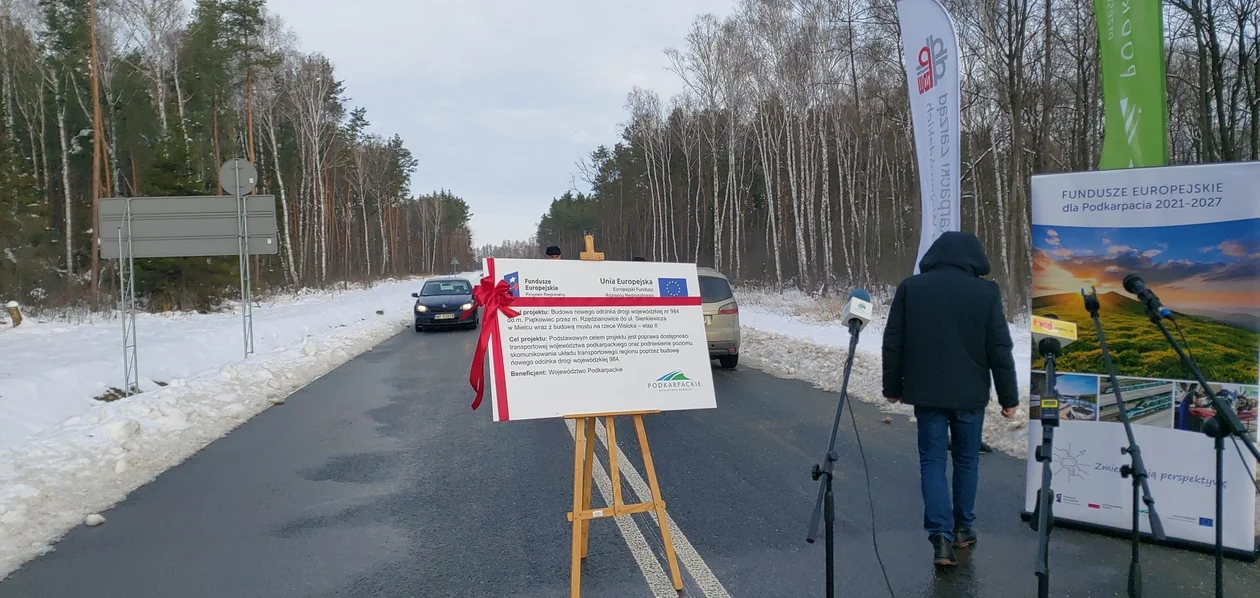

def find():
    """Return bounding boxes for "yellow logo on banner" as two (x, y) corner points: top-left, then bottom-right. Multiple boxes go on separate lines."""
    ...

(1031, 315), (1078, 341)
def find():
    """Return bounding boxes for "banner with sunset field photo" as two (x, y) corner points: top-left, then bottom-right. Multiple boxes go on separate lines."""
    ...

(1024, 162), (1260, 554)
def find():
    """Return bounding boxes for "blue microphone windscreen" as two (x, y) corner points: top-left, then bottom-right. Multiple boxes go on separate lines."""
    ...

(851, 288), (871, 302)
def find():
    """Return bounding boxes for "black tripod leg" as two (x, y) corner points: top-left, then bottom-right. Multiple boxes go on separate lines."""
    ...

(1214, 433), (1224, 598)
(825, 477), (835, 598)
(1128, 471), (1141, 598)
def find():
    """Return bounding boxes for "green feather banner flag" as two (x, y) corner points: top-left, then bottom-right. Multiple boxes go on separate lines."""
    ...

(1095, 0), (1169, 169)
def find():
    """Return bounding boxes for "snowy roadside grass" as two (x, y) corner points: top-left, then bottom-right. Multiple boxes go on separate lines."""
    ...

(0, 278), (433, 445)
(0, 275), (466, 580)
(736, 285), (897, 324)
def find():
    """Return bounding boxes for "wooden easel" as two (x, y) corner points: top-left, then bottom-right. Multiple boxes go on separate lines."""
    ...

(564, 410), (682, 597)
(578, 232), (604, 261)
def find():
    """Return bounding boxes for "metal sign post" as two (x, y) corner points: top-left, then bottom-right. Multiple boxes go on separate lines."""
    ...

(450, 256), (459, 274)
(118, 199), (139, 394)
(98, 158), (277, 392)
(220, 158), (259, 358)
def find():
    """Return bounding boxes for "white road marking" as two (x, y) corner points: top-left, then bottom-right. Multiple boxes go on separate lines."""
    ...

(564, 420), (677, 597)
(592, 419), (733, 598)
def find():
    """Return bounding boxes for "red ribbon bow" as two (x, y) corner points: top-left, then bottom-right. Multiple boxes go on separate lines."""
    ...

(464, 276), (519, 410)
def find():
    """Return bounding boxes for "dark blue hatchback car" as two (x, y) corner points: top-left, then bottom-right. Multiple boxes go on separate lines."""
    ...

(411, 278), (478, 332)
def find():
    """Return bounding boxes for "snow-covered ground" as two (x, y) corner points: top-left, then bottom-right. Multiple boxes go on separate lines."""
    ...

(0, 275), (458, 579)
(734, 287), (1034, 458)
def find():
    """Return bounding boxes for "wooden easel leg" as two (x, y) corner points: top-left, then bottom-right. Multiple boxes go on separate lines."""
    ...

(570, 418), (588, 598)
(579, 417), (597, 559)
(633, 414), (683, 591)
(605, 416), (623, 511)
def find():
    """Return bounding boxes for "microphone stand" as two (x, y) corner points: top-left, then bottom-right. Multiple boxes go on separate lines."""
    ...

(1139, 302), (1260, 598)
(1083, 287), (1165, 598)
(806, 318), (861, 598)
(1031, 336), (1062, 598)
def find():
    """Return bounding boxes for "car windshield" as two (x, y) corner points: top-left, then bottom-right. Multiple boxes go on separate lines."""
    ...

(421, 280), (471, 296)
(699, 275), (733, 303)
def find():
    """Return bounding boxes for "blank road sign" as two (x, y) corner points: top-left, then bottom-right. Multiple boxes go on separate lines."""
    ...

(219, 158), (259, 197)
(98, 195), (279, 259)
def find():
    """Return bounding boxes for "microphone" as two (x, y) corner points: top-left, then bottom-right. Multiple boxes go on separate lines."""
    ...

(840, 289), (873, 333)
(1031, 315), (1077, 358)
(1122, 274), (1174, 319)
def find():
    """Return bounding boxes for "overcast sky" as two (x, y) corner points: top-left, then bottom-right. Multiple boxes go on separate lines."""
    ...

(264, 0), (736, 247)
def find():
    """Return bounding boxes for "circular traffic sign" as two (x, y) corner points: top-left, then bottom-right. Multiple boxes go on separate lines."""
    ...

(218, 158), (258, 196)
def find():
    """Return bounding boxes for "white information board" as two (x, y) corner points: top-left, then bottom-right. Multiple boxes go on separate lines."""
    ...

(477, 257), (718, 422)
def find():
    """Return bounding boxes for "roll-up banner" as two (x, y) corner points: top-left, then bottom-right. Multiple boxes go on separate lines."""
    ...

(1026, 162), (1260, 555)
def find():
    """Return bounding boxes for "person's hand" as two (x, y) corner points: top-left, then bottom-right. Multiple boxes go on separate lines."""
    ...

(1002, 406), (1018, 420)
(886, 396), (900, 404)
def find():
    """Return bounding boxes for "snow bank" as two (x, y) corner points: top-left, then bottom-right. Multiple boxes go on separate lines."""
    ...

(0, 275), (467, 579)
(0, 280), (429, 445)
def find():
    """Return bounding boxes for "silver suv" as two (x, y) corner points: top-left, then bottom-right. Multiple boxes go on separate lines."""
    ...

(698, 267), (740, 369)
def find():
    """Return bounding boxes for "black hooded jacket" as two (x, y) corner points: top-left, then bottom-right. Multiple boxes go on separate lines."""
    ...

(881, 231), (1019, 410)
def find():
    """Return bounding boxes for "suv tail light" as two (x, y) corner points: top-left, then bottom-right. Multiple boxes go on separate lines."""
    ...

(718, 302), (738, 315)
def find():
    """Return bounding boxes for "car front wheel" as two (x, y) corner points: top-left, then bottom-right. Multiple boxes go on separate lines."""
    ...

(718, 355), (738, 369)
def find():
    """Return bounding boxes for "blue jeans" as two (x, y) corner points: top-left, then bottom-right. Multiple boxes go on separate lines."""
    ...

(914, 405), (985, 542)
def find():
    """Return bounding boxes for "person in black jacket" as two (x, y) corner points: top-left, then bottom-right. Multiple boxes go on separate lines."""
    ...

(881, 231), (1019, 567)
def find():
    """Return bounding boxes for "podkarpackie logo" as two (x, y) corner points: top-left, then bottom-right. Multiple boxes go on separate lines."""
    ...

(649, 370), (702, 391)
(916, 35), (948, 94)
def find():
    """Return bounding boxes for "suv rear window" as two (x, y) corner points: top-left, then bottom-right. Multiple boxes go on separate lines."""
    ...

(699, 275), (733, 303)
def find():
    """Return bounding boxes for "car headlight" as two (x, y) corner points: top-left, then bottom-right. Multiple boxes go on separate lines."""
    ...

(461, 302), (474, 311)
(415, 305), (427, 312)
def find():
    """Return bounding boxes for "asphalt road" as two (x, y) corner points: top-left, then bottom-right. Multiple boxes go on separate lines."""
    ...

(2, 327), (1258, 597)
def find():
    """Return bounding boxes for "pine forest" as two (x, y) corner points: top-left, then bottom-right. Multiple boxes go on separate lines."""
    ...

(0, 0), (475, 312)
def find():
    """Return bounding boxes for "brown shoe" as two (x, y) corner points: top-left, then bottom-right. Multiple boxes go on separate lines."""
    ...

(932, 534), (957, 566)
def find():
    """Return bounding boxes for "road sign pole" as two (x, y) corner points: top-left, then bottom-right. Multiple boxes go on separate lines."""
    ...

(118, 198), (138, 395)
(220, 158), (259, 360)
(237, 160), (254, 358)
(126, 201), (138, 392)
(236, 160), (245, 359)
(117, 224), (125, 393)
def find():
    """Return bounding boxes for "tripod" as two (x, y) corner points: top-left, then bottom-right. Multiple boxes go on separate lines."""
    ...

(806, 319), (862, 598)
(1083, 287), (1165, 598)
(1031, 336), (1063, 598)
(1140, 306), (1260, 598)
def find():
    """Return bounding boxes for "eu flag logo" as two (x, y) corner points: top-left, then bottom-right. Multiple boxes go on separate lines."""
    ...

(504, 272), (520, 297)
(658, 278), (688, 297)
